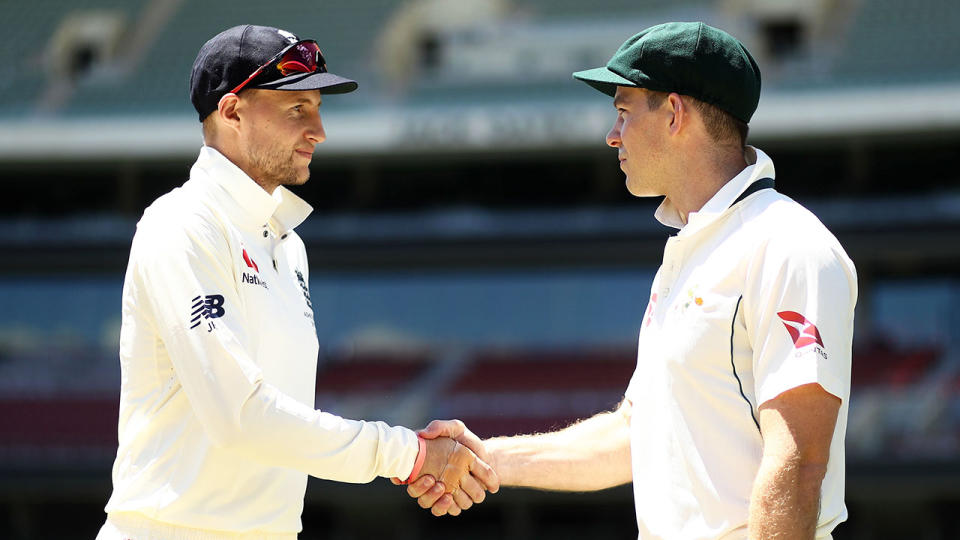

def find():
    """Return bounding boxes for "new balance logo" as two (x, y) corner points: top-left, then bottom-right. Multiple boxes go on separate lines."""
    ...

(777, 311), (824, 348)
(190, 294), (225, 331)
(242, 248), (259, 273)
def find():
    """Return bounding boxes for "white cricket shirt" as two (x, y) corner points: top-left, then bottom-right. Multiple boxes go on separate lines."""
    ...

(103, 147), (419, 538)
(625, 147), (856, 540)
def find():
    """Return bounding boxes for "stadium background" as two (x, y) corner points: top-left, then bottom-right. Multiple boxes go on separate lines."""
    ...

(1, 0), (959, 538)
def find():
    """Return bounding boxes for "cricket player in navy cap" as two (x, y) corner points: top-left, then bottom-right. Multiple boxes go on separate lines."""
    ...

(96, 25), (498, 540)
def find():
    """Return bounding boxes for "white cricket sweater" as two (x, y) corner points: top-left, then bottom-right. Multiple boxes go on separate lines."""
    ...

(103, 147), (419, 538)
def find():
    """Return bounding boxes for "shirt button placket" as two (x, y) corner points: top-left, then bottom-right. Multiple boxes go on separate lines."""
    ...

(271, 230), (285, 272)
(662, 238), (686, 300)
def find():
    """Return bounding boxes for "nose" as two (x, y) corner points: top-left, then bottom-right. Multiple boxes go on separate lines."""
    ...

(605, 118), (622, 148)
(307, 113), (326, 144)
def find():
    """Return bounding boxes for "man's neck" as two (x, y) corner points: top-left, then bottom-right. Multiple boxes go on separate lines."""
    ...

(205, 141), (278, 194)
(671, 148), (748, 224)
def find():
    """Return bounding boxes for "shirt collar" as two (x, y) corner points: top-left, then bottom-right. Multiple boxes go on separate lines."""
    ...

(191, 146), (313, 232)
(654, 146), (774, 235)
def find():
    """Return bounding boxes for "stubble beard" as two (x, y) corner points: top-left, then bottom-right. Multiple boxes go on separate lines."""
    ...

(248, 144), (309, 190)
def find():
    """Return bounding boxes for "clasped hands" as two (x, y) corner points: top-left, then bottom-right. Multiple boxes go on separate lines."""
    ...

(392, 419), (497, 516)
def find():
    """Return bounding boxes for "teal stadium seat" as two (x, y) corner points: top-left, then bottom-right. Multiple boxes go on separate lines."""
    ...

(4, 0), (958, 119)
(829, 0), (960, 86)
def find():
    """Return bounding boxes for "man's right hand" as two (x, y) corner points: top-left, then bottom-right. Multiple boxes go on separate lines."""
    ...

(406, 420), (498, 516)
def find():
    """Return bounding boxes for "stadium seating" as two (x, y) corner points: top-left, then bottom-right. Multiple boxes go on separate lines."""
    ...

(315, 351), (432, 394)
(449, 347), (635, 392)
(2, 332), (953, 464)
(436, 346), (636, 438)
(0, 396), (118, 449)
(829, 0), (960, 86)
(852, 340), (943, 388)
(4, 0), (959, 119)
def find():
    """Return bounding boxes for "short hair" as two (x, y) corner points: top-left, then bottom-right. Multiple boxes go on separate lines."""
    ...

(645, 90), (748, 148)
(201, 113), (217, 141)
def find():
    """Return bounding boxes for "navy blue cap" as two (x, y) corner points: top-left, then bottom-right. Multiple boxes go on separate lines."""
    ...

(190, 25), (357, 121)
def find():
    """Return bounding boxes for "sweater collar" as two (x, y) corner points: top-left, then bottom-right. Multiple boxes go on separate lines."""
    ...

(191, 146), (313, 232)
(654, 146), (775, 235)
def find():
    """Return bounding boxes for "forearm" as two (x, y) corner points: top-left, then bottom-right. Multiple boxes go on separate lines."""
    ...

(485, 406), (632, 491)
(749, 383), (840, 539)
(748, 454), (826, 539)
(226, 381), (420, 482)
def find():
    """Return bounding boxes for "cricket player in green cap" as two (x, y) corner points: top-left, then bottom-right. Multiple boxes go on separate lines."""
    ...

(402, 21), (856, 540)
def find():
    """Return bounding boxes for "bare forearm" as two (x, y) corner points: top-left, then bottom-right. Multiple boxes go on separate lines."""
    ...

(748, 455), (826, 539)
(485, 407), (632, 491)
(750, 383), (840, 539)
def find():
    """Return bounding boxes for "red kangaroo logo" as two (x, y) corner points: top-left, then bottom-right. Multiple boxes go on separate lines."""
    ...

(777, 311), (824, 348)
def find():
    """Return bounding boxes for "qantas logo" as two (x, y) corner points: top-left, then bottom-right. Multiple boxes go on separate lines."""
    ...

(242, 248), (259, 273)
(777, 311), (824, 348)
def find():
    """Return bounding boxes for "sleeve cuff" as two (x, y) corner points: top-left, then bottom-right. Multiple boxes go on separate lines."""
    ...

(401, 435), (427, 484)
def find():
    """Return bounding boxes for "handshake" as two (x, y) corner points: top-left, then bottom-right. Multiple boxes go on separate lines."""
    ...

(392, 419), (498, 517)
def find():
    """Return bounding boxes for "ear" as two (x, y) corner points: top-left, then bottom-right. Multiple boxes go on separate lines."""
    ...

(666, 92), (686, 136)
(216, 93), (242, 134)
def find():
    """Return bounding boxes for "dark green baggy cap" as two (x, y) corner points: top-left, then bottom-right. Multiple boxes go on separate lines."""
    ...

(572, 22), (761, 123)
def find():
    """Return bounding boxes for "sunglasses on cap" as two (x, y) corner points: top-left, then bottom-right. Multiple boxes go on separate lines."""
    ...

(229, 40), (327, 94)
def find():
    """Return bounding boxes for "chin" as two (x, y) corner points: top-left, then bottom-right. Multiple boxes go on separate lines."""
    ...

(625, 178), (646, 197)
(625, 176), (658, 198)
(289, 170), (310, 185)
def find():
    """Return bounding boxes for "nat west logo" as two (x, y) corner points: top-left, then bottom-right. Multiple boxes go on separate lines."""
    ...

(242, 273), (269, 290)
(777, 311), (824, 348)
(190, 294), (225, 331)
(242, 248), (260, 273)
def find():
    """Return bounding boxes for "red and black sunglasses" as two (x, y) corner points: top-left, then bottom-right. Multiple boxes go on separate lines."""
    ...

(229, 40), (327, 94)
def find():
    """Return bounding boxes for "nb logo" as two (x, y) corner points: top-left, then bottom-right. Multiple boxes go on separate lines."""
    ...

(190, 294), (225, 331)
